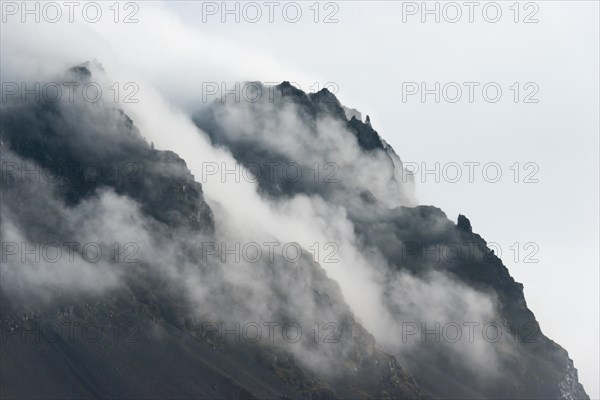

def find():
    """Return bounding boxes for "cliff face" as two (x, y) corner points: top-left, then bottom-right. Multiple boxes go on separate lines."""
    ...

(1, 66), (213, 234)
(0, 67), (428, 399)
(194, 82), (589, 400)
(193, 82), (415, 208)
(361, 207), (588, 399)
(0, 67), (588, 399)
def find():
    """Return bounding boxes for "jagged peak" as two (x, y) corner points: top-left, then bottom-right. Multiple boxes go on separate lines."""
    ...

(67, 64), (92, 80)
(457, 214), (472, 232)
(66, 59), (105, 83)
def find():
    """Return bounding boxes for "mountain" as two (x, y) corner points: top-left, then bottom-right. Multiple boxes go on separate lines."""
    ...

(0, 64), (588, 399)
(194, 81), (589, 400)
(1, 64), (427, 399)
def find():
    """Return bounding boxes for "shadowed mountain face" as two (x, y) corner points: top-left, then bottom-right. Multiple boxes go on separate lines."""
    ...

(193, 81), (415, 210)
(194, 82), (589, 400)
(1, 66), (428, 399)
(0, 66), (588, 400)
(1, 66), (214, 235)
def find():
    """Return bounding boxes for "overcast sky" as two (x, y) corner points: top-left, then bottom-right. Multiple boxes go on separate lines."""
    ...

(2, 1), (598, 397)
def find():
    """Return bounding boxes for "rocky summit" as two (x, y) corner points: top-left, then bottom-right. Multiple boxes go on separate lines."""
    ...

(0, 67), (589, 400)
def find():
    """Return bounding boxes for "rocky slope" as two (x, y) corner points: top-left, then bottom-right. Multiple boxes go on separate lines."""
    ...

(0, 66), (588, 399)
(1, 65), (428, 399)
(194, 81), (589, 400)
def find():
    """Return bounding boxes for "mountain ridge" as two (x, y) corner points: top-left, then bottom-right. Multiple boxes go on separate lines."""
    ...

(0, 67), (588, 399)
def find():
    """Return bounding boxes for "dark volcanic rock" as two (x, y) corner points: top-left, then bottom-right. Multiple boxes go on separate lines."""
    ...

(0, 70), (430, 400)
(193, 81), (413, 206)
(192, 81), (589, 400)
(0, 68), (213, 234)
